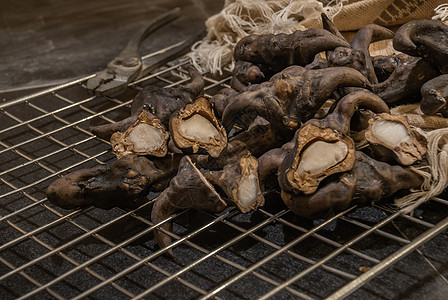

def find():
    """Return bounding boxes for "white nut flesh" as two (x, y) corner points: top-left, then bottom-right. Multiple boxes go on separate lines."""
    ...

(178, 114), (220, 143)
(372, 120), (411, 148)
(126, 123), (165, 152)
(297, 140), (348, 175)
(237, 173), (259, 208)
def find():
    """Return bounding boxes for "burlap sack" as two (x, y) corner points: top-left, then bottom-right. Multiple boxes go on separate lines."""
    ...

(315, 0), (446, 31)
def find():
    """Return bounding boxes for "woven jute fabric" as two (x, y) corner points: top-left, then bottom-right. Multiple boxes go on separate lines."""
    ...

(313, 0), (446, 31)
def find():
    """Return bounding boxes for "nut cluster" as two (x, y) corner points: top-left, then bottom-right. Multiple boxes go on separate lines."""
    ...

(47, 17), (448, 255)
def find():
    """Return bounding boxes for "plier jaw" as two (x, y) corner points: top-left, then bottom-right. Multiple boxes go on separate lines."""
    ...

(87, 55), (143, 96)
(86, 7), (201, 97)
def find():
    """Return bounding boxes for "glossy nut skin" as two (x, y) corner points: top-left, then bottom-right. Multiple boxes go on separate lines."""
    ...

(393, 19), (448, 74)
(150, 156), (227, 256)
(234, 28), (350, 78)
(222, 66), (371, 133)
(420, 74), (448, 116)
(47, 155), (158, 209)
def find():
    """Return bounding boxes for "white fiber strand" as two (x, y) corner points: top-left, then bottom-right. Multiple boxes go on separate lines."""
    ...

(432, 4), (448, 22)
(395, 128), (448, 214)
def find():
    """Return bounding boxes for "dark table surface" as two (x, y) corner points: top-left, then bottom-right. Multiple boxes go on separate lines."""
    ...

(0, 0), (224, 100)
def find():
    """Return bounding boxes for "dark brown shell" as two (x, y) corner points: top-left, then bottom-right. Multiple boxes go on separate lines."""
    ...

(281, 124), (356, 195)
(364, 113), (427, 166)
(170, 97), (227, 157)
(111, 110), (169, 159)
(205, 154), (264, 213)
(281, 151), (423, 219)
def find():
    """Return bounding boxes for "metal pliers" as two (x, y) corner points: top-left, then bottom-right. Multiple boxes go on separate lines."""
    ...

(86, 7), (204, 96)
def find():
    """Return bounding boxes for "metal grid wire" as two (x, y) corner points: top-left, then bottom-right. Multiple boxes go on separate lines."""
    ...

(1, 45), (448, 300)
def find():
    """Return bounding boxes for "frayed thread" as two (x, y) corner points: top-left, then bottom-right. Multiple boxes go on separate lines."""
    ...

(395, 128), (448, 214)
(322, 0), (346, 21)
(432, 4), (448, 22)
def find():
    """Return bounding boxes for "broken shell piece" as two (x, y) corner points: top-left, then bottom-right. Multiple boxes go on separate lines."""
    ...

(170, 97), (227, 157)
(359, 266), (371, 273)
(205, 154), (264, 213)
(283, 125), (355, 195)
(150, 156), (227, 256)
(365, 113), (426, 165)
(111, 111), (169, 159)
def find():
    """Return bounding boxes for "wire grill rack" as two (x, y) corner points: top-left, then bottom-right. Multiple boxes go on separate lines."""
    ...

(1, 45), (448, 299)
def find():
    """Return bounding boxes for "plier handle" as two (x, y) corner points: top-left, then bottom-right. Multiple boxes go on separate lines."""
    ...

(86, 8), (203, 96)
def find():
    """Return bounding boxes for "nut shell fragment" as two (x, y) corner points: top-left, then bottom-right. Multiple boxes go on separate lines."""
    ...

(281, 151), (423, 219)
(170, 97), (227, 157)
(205, 154), (264, 213)
(279, 90), (388, 195)
(233, 155), (264, 212)
(282, 124), (355, 194)
(111, 111), (169, 159)
(365, 113), (426, 165)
